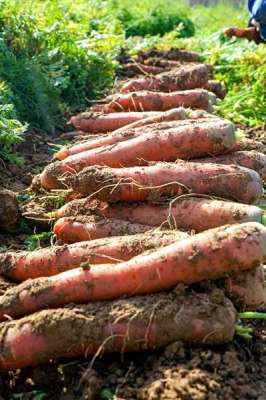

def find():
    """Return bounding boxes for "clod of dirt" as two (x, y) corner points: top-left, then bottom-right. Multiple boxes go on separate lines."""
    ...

(0, 189), (20, 232)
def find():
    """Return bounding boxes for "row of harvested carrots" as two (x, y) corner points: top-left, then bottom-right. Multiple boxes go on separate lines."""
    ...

(0, 47), (265, 372)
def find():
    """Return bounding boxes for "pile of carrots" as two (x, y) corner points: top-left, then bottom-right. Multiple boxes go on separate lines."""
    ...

(0, 47), (265, 372)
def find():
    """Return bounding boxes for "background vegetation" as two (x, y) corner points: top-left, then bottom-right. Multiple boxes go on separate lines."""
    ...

(0, 0), (265, 163)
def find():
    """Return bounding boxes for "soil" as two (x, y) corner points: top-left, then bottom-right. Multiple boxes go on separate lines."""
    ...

(0, 81), (265, 400)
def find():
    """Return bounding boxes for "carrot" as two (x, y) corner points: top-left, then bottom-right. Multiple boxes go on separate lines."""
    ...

(120, 62), (165, 76)
(60, 130), (87, 138)
(0, 290), (235, 371)
(0, 230), (188, 281)
(143, 58), (182, 69)
(0, 190), (20, 233)
(194, 151), (266, 180)
(230, 138), (264, 153)
(54, 216), (154, 243)
(102, 89), (216, 113)
(120, 64), (209, 93)
(56, 108), (190, 160)
(56, 109), (211, 160)
(69, 111), (160, 133)
(59, 161), (262, 205)
(224, 267), (265, 311)
(136, 47), (201, 63)
(40, 119), (236, 189)
(204, 80), (226, 99)
(100, 197), (266, 232)
(0, 276), (15, 295)
(0, 222), (264, 320)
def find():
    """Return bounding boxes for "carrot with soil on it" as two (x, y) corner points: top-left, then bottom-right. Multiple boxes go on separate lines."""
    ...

(56, 111), (216, 161)
(0, 222), (264, 320)
(0, 230), (188, 281)
(194, 151), (266, 180)
(136, 47), (201, 63)
(59, 161), (262, 205)
(223, 266), (265, 311)
(120, 62), (165, 77)
(204, 80), (227, 99)
(102, 89), (216, 113)
(0, 290), (236, 371)
(97, 197), (266, 232)
(120, 64), (209, 93)
(40, 119), (236, 189)
(53, 216), (154, 243)
(55, 108), (190, 160)
(68, 111), (160, 133)
(230, 138), (264, 153)
(0, 190), (20, 233)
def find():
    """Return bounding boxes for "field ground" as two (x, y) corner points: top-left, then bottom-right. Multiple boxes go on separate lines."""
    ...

(0, 1), (265, 399)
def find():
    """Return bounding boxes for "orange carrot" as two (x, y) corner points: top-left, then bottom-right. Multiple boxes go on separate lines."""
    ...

(230, 138), (264, 153)
(0, 230), (187, 281)
(224, 267), (265, 311)
(0, 222), (264, 320)
(204, 80), (226, 99)
(40, 119), (236, 189)
(55, 108), (190, 160)
(0, 290), (235, 371)
(59, 162), (262, 204)
(120, 64), (209, 93)
(136, 47), (201, 63)
(120, 62), (165, 76)
(142, 58), (182, 69)
(100, 197), (265, 232)
(54, 216), (154, 243)
(194, 151), (266, 180)
(69, 111), (159, 133)
(102, 89), (216, 113)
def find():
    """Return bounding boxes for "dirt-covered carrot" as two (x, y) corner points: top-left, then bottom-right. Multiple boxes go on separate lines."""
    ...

(60, 130), (87, 138)
(0, 230), (188, 281)
(0, 190), (20, 233)
(55, 108), (190, 160)
(194, 151), (266, 180)
(100, 197), (266, 232)
(0, 290), (235, 371)
(143, 58), (182, 69)
(54, 216), (154, 243)
(102, 89), (216, 113)
(0, 276), (15, 295)
(204, 80), (226, 99)
(230, 138), (264, 153)
(40, 120), (235, 189)
(120, 62), (165, 76)
(224, 267), (265, 311)
(0, 222), (264, 320)
(60, 162), (262, 205)
(136, 47), (201, 63)
(69, 111), (160, 133)
(120, 64), (209, 93)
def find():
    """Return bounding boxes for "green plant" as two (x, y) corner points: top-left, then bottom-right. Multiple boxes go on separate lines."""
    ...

(0, 80), (26, 164)
(24, 231), (54, 251)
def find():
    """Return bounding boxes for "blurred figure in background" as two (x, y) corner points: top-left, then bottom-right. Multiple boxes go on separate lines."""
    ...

(224, 0), (266, 43)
